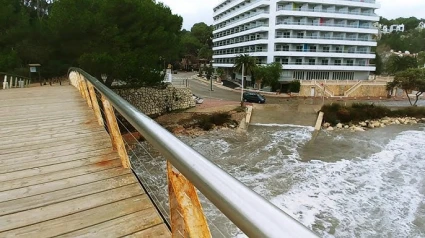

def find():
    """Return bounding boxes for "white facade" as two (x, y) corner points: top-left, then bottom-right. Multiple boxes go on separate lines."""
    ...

(212, 0), (380, 81)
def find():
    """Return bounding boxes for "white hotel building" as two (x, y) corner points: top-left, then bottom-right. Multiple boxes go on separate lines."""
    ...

(212, 0), (380, 83)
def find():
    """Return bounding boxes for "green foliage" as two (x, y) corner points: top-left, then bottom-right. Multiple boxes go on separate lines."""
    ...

(216, 68), (225, 79)
(322, 102), (425, 126)
(190, 22), (213, 46)
(379, 17), (423, 32)
(198, 45), (213, 60)
(372, 53), (383, 75)
(385, 54), (418, 75)
(203, 66), (214, 79)
(390, 68), (425, 105)
(234, 54), (257, 76)
(254, 62), (282, 90)
(288, 80), (301, 93)
(418, 51), (425, 68)
(378, 17), (425, 53)
(0, 0), (184, 87)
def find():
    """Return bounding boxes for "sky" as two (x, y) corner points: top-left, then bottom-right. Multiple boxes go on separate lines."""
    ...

(158, 0), (425, 30)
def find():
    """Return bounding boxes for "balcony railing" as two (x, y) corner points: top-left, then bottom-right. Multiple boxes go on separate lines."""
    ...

(276, 6), (377, 17)
(280, 62), (374, 66)
(276, 21), (375, 29)
(214, 49), (268, 55)
(214, 23), (269, 39)
(215, 10), (269, 31)
(214, 36), (268, 48)
(274, 49), (374, 54)
(275, 35), (374, 42)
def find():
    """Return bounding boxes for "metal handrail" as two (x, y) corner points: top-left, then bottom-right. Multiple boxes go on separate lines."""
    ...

(68, 67), (317, 237)
(0, 72), (30, 79)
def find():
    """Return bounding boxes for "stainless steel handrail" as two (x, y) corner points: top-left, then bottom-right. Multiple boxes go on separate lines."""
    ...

(68, 67), (318, 238)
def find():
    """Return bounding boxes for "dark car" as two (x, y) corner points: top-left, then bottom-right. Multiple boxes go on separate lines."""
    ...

(243, 92), (266, 103)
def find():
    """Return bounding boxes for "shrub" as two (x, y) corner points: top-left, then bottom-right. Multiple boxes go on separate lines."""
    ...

(288, 80), (301, 93)
(321, 103), (425, 126)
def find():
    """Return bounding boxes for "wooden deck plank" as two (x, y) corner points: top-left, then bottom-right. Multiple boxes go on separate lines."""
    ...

(0, 159), (122, 192)
(57, 208), (164, 238)
(0, 152), (118, 182)
(0, 183), (144, 232)
(0, 135), (110, 156)
(0, 85), (168, 237)
(0, 148), (114, 174)
(124, 224), (171, 238)
(2, 127), (105, 146)
(0, 167), (130, 202)
(0, 138), (111, 161)
(0, 195), (153, 238)
(0, 173), (137, 216)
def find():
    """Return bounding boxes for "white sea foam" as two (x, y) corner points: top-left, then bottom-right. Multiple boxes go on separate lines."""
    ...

(251, 123), (315, 130)
(268, 129), (425, 237)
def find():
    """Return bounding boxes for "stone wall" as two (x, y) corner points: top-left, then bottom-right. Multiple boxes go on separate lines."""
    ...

(349, 85), (388, 98)
(114, 86), (195, 116)
(299, 82), (388, 98)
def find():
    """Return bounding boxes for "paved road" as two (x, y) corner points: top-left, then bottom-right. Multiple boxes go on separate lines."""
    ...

(189, 77), (241, 101)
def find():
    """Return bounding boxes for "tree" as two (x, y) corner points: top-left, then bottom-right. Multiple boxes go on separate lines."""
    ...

(418, 51), (425, 68)
(190, 22), (213, 47)
(254, 62), (282, 90)
(233, 54), (257, 81)
(387, 68), (425, 106)
(372, 53), (383, 75)
(198, 45), (213, 62)
(385, 54), (418, 75)
(47, 0), (183, 87)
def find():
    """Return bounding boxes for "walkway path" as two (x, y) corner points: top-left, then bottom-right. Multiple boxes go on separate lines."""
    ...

(0, 85), (169, 237)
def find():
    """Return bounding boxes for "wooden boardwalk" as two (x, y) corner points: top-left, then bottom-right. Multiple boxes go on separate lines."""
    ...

(0, 85), (170, 237)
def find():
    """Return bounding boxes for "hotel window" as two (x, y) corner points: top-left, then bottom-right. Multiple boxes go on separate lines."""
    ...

(322, 59), (329, 65)
(295, 59), (303, 65)
(297, 32), (304, 38)
(283, 32), (290, 38)
(334, 59), (342, 65)
(323, 46), (330, 52)
(296, 45), (303, 52)
(309, 59), (316, 65)
(335, 46), (342, 53)
(282, 45), (289, 51)
(310, 46), (317, 52)
(282, 58), (289, 64)
(347, 59), (354, 66)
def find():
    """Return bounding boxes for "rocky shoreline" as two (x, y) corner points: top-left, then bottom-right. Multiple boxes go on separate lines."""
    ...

(323, 117), (425, 132)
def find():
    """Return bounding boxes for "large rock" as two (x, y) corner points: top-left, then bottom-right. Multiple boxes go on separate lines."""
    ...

(359, 122), (367, 127)
(344, 125), (349, 129)
(336, 123), (343, 129)
(327, 126), (334, 131)
(354, 126), (365, 132)
(372, 121), (381, 127)
(395, 120), (401, 124)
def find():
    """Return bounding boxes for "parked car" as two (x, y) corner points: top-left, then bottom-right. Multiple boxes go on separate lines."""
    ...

(243, 92), (266, 103)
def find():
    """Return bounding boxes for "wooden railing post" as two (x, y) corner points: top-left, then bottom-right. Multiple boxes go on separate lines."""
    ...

(80, 79), (93, 109)
(87, 82), (104, 126)
(101, 94), (130, 168)
(167, 161), (212, 238)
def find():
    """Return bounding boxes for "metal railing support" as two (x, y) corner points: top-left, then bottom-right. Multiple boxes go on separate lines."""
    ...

(68, 68), (318, 238)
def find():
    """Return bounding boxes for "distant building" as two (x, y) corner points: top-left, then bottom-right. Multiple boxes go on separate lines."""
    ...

(417, 22), (425, 30)
(212, 0), (380, 82)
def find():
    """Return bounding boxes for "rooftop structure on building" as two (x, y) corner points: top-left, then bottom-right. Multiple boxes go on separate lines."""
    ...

(212, 0), (380, 83)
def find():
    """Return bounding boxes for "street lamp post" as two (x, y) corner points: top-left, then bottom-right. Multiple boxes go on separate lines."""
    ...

(240, 63), (245, 106)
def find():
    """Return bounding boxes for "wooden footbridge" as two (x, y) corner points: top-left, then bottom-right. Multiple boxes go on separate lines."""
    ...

(0, 70), (317, 238)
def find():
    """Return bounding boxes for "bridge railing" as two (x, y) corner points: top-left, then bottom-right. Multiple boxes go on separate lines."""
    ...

(1, 72), (31, 89)
(68, 68), (317, 238)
